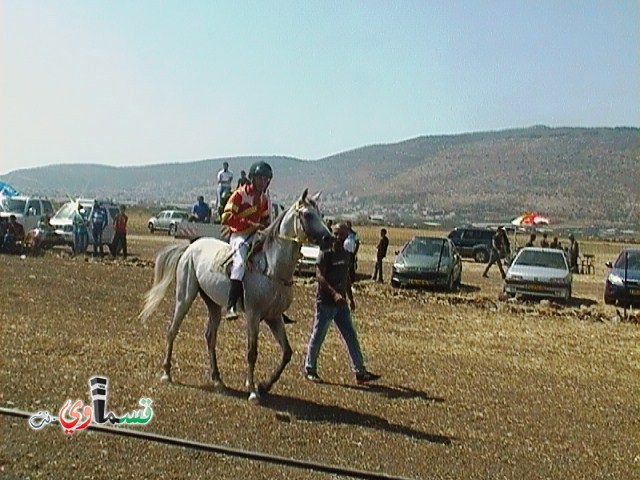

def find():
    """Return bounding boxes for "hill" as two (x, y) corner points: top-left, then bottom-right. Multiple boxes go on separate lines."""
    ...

(2, 126), (639, 225)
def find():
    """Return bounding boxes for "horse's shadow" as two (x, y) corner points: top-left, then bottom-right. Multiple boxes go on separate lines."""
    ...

(175, 381), (452, 445)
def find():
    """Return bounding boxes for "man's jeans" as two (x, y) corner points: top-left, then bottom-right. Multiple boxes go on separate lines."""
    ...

(73, 230), (88, 254)
(92, 228), (104, 254)
(304, 302), (365, 375)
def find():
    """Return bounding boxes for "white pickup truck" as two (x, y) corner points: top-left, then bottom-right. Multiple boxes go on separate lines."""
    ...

(175, 202), (285, 242)
(0, 195), (56, 231)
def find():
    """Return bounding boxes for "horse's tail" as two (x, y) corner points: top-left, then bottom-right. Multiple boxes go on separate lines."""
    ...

(138, 243), (189, 322)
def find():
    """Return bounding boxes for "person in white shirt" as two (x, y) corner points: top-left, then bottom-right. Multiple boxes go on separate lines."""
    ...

(343, 221), (360, 283)
(216, 162), (234, 210)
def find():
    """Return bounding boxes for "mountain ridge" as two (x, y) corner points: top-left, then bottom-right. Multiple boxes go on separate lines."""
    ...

(3, 126), (638, 225)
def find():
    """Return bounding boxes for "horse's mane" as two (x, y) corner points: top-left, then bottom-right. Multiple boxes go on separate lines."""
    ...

(261, 202), (289, 243)
(260, 193), (317, 248)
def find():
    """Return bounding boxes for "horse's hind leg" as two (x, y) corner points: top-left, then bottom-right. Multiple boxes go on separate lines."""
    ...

(162, 260), (199, 383)
(260, 315), (293, 394)
(200, 289), (223, 388)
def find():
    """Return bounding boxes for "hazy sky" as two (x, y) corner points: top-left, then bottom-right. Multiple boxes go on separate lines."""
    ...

(1, 0), (638, 174)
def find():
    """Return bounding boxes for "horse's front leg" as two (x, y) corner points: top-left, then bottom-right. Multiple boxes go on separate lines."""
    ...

(259, 316), (292, 394)
(245, 313), (261, 404)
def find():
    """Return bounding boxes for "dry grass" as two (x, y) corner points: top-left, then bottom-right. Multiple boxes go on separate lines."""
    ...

(0, 233), (638, 479)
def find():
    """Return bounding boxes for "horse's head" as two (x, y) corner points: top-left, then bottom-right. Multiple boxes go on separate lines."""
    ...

(277, 189), (332, 249)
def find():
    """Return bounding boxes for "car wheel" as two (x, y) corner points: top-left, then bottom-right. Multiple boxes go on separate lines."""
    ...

(168, 224), (176, 236)
(148, 222), (155, 234)
(391, 279), (400, 288)
(473, 249), (489, 263)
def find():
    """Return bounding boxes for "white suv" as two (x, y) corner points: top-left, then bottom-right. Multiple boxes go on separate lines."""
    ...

(0, 195), (55, 231)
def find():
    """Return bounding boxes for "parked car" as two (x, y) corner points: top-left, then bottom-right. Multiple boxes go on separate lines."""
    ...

(49, 199), (120, 251)
(604, 248), (640, 307)
(0, 195), (55, 232)
(296, 244), (321, 275)
(147, 210), (190, 235)
(391, 236), (462, 290)
(447, 226), (495, 263)
(503, 247), (572, 302)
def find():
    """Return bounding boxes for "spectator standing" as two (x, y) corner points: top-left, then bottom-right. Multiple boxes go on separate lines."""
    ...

(72, 206), (89, 255)
(482, 226), (508, 279)
(90, 200), (108, 256)
(343, 221), (360, 283)
(236, 170), (250, 189)
(568, 234), (580, 273)
(304, 223), (380, 385)
(371, 228), (389, 282)
(550, 236), (560, 249)
(112, 205), (128, 258)
(525, 233), (536, 247)
(216, 162), (234, 210)
(540, 232), (550, 248)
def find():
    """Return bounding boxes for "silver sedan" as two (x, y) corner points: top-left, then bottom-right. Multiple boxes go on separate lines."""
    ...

(503, 247), (572, 301)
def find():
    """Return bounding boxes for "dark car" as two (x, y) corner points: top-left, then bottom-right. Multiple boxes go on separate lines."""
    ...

(604, 248), (640, 307)
(447, 226), (495, 263)
(391, 236), (462, 290)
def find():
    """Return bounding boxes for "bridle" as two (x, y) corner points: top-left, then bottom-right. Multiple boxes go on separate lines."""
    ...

(276, 201), (312, 245)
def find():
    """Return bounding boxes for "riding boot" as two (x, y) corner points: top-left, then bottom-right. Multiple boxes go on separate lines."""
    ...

(226, 279), (243, 320)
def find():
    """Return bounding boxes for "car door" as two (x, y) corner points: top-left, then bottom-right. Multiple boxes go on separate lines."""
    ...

(25, 199), (42, 231)
(159, 211), (171, 230)
(101, 206), (118, 244)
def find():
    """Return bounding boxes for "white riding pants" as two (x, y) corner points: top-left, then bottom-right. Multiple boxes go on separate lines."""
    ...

(229, 231), (252, 281)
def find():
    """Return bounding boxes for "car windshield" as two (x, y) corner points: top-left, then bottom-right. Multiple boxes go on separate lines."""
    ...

(53, 203), (77, 219)
(614, 252), (640, 270)
(1, 198), (26, 214)
(404, 238), (447, 257)
(515, 250), (567, 270)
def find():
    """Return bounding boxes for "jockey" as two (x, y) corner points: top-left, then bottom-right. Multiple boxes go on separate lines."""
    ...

(221, 160), (273, 319)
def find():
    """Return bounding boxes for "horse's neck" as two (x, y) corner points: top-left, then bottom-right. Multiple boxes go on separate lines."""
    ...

(263, 216), (300, 281)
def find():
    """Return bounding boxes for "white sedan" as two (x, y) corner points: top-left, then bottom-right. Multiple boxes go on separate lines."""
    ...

(503, 247), (572, 302)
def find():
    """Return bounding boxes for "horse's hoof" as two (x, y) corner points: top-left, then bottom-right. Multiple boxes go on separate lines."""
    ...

(212, 379), (225, 391)
(248, 392), (261, 405)
(161, 373), (172, 383)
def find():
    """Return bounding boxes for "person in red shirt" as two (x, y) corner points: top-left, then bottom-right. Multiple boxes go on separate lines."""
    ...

(111, 205), (128, 258)
(220, 161), (273, 319)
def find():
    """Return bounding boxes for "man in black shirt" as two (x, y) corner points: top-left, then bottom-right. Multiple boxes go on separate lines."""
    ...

(304, 223), (380, 385)
(482, 226), (508, 279)
(371, 228), (389, 282)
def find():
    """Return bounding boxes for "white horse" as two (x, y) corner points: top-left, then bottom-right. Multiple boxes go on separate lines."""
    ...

(139, 190), (332, 403)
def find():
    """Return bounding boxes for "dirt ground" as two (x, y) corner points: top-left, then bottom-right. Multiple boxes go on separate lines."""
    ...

(0, 233), (638, 480)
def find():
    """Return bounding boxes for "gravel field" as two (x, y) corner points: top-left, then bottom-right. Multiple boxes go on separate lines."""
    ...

(1, 234), (638, 479)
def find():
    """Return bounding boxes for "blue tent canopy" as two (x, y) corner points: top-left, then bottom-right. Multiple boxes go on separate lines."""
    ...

(0, 180), (18, 198)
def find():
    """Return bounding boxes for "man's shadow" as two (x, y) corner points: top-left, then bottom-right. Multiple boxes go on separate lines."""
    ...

(175, 381), (452, 445)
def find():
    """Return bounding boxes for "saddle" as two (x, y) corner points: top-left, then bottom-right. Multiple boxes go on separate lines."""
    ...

(211, 235), (267, 278)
